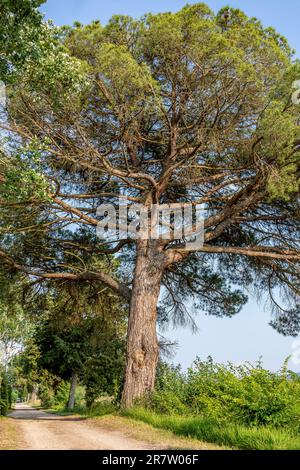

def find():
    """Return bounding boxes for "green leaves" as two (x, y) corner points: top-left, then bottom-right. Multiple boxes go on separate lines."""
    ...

(258, 101), (300, 200)
(150, 358), (300, 432)
(0, 1), (45, 82)
(0, 147), (50, 203)
(0, 2), (299, 370)
(95, 43), (156, 107)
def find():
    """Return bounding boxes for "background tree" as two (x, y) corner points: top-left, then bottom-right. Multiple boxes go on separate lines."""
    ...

(0, 270), (32, 367)
(0, 4), (299, 407)
(0, 0), (45, 83)
(31, 268), (126, 410)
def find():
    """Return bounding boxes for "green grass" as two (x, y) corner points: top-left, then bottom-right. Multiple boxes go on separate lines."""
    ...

(42, 400), (300, 450)
(122, 407), (300, 450)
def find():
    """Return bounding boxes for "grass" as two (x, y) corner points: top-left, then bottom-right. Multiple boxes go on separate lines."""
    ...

(89, 414), (223, 450)
(0, 416), (19, 450)
(42, 401), (300, 450)
(122, 407), (300, 450)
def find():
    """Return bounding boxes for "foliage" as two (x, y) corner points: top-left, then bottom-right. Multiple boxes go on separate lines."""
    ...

(0, 275), (32, 367)
(33, 281), (126, 407)
(47, 398), (117, 417)
(53, 381), (70, 407)
(0, 2), (298, 340)
(83, 340), (125, 408)
(0, 370), (9, 415)
(38, 382), (54, 408)
(143, 358), (300, 433)
(146, 362), (187, 415)
(86, 400), (117, 417)
(9, 268), (126, 409)
(0, 0), (45, 82)
(0, 2), (299, 408)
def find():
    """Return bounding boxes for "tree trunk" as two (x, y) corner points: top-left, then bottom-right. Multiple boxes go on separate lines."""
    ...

(121, 240), (165, 408)
(30, 384), (38, 405)
(67, 373), (78, 410)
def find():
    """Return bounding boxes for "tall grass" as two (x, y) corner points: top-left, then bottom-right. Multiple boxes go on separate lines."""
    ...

(123, 407), (300, 450)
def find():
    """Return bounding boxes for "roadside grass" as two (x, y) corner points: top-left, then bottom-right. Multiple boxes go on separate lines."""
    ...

(89, 415), (223, 450)
(0, 417), (18, 450)
(41, 401), (300, 450)
(122, 407), (300, 450)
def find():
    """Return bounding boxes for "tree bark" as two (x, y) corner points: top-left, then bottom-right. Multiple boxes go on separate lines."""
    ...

(121, 240), (165, 408)
(67, 373), (78, 410)
(30, 384), (38, 405)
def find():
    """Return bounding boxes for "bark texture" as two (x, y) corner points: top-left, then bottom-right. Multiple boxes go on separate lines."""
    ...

(121, 240), (166, 408)
(67, 373), (78, 410)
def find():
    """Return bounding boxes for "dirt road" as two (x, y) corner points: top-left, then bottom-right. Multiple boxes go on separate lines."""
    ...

(8, 404), (158, 450)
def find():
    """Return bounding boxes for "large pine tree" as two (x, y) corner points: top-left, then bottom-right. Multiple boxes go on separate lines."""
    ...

(0, 4), (299, 406)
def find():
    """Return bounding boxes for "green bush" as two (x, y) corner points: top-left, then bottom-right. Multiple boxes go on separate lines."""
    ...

(38, 383), (54, 408)
(149, 363), (187, 414)
(11, 389), (18, 404)
(87, 400), (117, 416)
(53, 381), (70, 407)
(144, 358), (300, 433)
(50, 381), (86, 411)
(0, 372), (9, 416)
(150, 389), (188, 415)
(75, 385), (86, 408)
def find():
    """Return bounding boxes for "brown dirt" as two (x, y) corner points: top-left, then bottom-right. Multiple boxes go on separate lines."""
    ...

(3, 404), (221, 450)
(7, 404), (158, 450)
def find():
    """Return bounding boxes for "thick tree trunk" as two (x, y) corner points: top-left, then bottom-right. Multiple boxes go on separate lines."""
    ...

(67, 373), (78, 410)
(121, 240), (165, 408)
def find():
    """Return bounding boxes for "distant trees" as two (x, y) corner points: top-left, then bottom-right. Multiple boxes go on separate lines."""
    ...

(0, 271), (31, 414)
(9, 266), (126, 410)
(0, 271), (32, 367)
(0, 4), (299, 407)
(35, 314), (125, 410)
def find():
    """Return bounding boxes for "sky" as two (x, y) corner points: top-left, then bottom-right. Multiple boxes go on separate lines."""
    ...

(40, 0), (300, 372)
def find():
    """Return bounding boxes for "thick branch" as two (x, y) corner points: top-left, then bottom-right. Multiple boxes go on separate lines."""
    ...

(0, 249), (131, 301)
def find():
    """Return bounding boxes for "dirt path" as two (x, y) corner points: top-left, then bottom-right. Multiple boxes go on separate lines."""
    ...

(7, 404), (158, 450)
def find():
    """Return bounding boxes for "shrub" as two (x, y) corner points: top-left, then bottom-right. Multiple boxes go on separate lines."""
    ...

(53, 381), (69, 407)
(144, 358), (300, 433)
(11, 389), (18, 404)
(0, 372), (9, 416)
(88, 400), (117, 416)
(149, 362), (187, 414)
(38, 383), (54, 408)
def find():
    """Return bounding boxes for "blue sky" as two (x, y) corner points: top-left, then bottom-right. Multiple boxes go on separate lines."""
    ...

(40, 1), (300, 372)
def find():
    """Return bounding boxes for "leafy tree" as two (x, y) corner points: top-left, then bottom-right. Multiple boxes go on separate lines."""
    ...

(0, 271), (32, 367)
(0, 0), (45, 82)
(31, 272), (126, 409)
(83, 336), (125, 408)
(0, 4), (299, 407)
